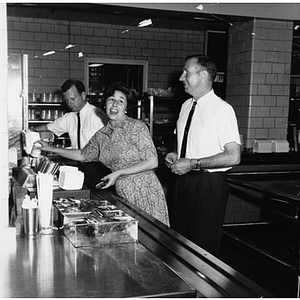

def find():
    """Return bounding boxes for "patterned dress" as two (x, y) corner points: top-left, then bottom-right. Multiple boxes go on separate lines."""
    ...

(81, 115), (170, 226)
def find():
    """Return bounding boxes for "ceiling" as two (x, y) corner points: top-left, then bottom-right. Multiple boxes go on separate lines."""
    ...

(6, 3), (252, 32)
(7, 3), (300, 34)
(112, 3), (300, 22)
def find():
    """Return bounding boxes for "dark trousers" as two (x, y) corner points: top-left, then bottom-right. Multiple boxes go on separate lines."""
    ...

(169, 171), (228, 257)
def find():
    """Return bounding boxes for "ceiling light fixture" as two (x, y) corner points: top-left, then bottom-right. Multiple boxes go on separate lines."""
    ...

(65, 44), (75, 49)
(89, 63), (103, 67)
(138, 19), (152, 28)
(43, 51), (55, 56)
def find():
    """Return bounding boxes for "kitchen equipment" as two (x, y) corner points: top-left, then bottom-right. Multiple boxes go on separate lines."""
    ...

(59, 166), (84, 190)
(28, 93), (37, 102)
(253, 140), (273, 153)
(40, 93), (49, 102)
(53, 198), (138, 247)
(21, 195), (39, 235)
(272, 140), (289, 153)
(22, 130), (40, 155)
(22, 207), (39, 235)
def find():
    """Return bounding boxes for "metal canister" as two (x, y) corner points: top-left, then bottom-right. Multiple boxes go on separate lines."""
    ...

(48, 93), (53, 103)
(40, 93), (48, 102)
(46, 109), (51, 120)
(54, 94), (62, 102)
(40, 110), (46, 120)
(28, 93), (37, 102)
(30, 109), (36, 120)
(53, 109), (59, 120)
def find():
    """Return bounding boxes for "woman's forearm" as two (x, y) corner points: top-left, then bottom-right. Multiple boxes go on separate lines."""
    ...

(51, 148), (86, 161)
(39, 142), (86, 162)
(117, 156), (158, 177)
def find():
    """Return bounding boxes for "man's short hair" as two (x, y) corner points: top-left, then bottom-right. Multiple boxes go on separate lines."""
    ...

(61, 79), (86, 94)
(186, 55), (217, 81)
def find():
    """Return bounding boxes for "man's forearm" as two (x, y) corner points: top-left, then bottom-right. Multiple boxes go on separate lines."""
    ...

(33, 124), (49, 132)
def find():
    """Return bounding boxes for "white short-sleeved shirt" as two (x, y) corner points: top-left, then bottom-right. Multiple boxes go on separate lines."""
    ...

(47, 102), (108, 149)
(176, 89), (240, 172)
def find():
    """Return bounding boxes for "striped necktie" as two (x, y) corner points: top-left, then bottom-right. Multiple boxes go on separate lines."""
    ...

(180, 101), (197, 158)
(76, 112), (81, 149)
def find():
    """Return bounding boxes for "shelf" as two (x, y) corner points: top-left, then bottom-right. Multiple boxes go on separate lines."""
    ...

(28, 102), (66, 106)
(25, 92), (70, 148)
(28, 120), (53, 123)
(28, 100), (68, 123)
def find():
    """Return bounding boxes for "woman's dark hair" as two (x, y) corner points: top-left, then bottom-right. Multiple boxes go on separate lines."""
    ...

(61, 79), (86, 94)
(102, 83), (138, 115)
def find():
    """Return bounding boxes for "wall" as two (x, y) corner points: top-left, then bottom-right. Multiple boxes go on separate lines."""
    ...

(227, 19), (293, 150)
(7, 16), (205, 94)
(1, 3), (9, 228)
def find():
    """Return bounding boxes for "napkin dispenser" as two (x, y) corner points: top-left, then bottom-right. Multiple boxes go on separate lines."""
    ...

(59, 166), (84, 190)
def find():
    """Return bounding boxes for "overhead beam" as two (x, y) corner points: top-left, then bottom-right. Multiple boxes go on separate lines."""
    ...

(111, 3), (300, 21)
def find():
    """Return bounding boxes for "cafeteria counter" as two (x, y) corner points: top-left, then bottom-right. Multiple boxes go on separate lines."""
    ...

(4, 180), (271, 298)
(1, 230), (195, 298)
(224, 166), (300, 297)
(89, 185), (272, 298)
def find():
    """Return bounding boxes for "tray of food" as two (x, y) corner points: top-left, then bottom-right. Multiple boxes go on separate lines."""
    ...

(53, 197), (138, 247)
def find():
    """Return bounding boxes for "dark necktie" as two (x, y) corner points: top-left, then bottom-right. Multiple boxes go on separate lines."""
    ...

(76, 112), (81, 149)
(180, 101), (197, 158)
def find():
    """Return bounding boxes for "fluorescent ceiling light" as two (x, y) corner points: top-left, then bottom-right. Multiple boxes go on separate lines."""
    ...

(89, 63), (103, 67)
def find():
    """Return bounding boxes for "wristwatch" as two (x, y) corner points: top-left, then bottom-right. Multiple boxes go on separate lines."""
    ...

(190, 158), (201, 171)
(196, 158), (202, 171)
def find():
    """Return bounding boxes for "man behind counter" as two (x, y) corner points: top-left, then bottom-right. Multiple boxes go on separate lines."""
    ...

(34, 79), (109, 183)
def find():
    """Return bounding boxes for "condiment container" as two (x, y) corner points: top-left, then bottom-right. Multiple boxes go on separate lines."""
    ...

(31, 142), (42, 158)
(22, 207), (39, 235)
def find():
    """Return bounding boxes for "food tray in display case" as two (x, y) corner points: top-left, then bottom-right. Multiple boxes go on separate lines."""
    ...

(53, 198), (138, 248)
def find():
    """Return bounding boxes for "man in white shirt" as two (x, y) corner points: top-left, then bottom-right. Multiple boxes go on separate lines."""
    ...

(34, 79), (108, 149)
(165, 55), (241, 257)
(34, 79), (109, 182)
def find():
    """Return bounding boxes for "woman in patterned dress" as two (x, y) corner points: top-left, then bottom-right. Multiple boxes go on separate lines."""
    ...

(39, 83), (169, 226)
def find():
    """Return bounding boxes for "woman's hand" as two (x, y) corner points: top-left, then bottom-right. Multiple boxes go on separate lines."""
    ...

(38, 140), (53, 152)
(100, 171), (121, 188)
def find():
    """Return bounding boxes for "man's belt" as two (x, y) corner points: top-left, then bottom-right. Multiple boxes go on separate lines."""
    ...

(189, 168), (209, 174)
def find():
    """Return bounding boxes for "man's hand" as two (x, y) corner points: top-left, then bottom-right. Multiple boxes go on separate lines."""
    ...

(165, 152), (178, 168)
(170, 158), (192, 175)
(40, 131), (55, 142)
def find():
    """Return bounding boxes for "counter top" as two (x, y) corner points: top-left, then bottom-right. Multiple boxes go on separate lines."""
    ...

(7, 176), (272, 298)
(240, 152), (300, 164)
(1, 229), (195, 298)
